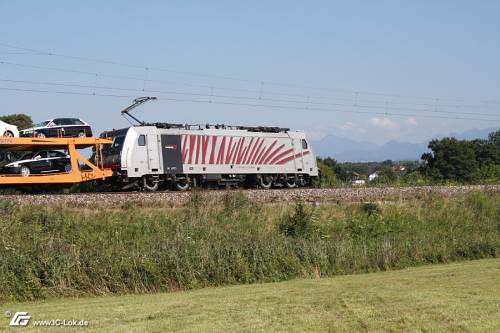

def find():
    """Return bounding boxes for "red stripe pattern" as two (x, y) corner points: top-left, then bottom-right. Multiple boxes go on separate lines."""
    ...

(180, 134), (308, 166)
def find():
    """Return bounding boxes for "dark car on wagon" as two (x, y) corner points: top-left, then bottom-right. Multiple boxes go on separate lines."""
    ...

(1, 150), (71, 177)
(19, 118), (93, 138)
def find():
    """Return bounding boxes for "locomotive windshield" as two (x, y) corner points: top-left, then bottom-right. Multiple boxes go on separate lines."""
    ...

(112, 136), (125, 149)
(102, 135), (125, 154)
(101, 128), (129, 154)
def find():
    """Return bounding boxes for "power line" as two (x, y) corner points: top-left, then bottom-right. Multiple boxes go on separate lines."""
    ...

(1, 86), (498, 123)
(1, 59), (498, 113)
(0, 51), (38, 55)
(0, 87), (132, 98)
(2, 78), (499, 118)
(1, 41), (499, 105)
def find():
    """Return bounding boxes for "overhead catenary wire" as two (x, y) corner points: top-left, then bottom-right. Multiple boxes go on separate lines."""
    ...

(1, 86), (499, 123)
(1, 41), (500, 106)
(0, 87), (133, 99)
(0, 60), (500, 113)
(1, 78), (499, 118)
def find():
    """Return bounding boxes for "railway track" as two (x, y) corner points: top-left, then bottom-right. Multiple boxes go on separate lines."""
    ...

(0, 185), (498, 207)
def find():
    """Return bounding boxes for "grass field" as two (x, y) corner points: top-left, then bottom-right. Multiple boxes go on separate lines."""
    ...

(1, 259), (499, 332)
(1, 192), (498, 302)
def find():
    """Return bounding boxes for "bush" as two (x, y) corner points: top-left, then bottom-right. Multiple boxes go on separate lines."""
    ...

(278, 202), (313, 237)
(360, 202), (381, 217)
(316, 160), (339, 187)
(472, 165), (500, 184)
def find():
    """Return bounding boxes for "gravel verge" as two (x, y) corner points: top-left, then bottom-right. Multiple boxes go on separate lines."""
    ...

(0, 185), (498, 207)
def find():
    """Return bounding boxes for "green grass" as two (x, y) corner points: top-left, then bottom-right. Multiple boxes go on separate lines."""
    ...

(1, 259), (499, 332)
(0, 192), (498, 302)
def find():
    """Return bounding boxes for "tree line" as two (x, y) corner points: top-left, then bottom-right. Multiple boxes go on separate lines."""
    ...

(318, 129), (500, 186)
(421, 130), (500, 182)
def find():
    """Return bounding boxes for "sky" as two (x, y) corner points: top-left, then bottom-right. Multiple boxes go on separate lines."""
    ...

(0, 0), (499, 144)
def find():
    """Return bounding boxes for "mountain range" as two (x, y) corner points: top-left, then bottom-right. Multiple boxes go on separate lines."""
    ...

(311, 127), (498, 162)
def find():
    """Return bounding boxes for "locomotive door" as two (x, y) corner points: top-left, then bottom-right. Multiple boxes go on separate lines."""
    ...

(300, 139), (310, 172)
(161, 135), (183, 174)
(147, 134), (161, 172)
(294, 138), (305, 172)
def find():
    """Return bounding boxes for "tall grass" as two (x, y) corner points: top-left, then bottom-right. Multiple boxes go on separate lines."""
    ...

(0, 192), (498, 302)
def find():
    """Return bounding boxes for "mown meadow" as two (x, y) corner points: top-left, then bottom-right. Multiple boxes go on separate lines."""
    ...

(0, 191), (498, 302)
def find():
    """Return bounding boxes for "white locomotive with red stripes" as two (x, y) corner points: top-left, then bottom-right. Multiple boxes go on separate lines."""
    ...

(101, 123), (319, 191)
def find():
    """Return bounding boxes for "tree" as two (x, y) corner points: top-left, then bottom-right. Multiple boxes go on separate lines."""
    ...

(316, 159), (339, 187)
(376, 166), (397, 182)
(488, 130), (500, 146)
(0, 114), (33, 130)
(321, 157), (349, 180)
(470, 139), (500, 166)
(421, 138), (478, 182)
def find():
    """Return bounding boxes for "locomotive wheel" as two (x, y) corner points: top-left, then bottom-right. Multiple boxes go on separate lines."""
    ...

(142, 177), (159, 191)
(175, 178), (190, 191)
(259, 175), (273, 189)
(285, 177), (297, 188)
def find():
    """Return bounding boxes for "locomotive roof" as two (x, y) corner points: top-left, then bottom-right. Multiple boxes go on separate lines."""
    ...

(142, 122), (290, 133)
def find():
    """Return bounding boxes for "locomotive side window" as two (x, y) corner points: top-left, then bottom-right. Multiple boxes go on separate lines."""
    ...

(301, 139), (308, 149)
(138, 135), (146, 146)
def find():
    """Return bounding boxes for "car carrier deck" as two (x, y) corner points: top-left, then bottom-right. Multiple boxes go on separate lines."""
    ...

(0, 137), (113, 184)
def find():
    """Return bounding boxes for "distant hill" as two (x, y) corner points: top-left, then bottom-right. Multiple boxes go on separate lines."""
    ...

(444, 128), (497, 140)
(312, 127), (498, 162)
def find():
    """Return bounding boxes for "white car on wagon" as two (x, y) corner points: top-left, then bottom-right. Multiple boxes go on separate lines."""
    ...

(0, 120), (19, 137)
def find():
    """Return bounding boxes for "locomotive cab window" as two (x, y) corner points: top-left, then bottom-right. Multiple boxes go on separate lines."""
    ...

(111, 136), (125, 150)
(138, 135), (146, 146)
(301, 139), (308, 149)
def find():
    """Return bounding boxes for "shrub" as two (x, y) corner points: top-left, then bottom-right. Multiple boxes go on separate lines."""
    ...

(278, 202), (314, 238)
(360, 202), (381, 217)
(315, 160), (340, 187)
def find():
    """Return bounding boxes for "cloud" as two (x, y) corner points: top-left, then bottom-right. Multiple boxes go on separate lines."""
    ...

(369, 117), (400, 130)
(406, 117), (418, 126)
(339, 121), (355, 131)
(337, 121), (366, 134)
